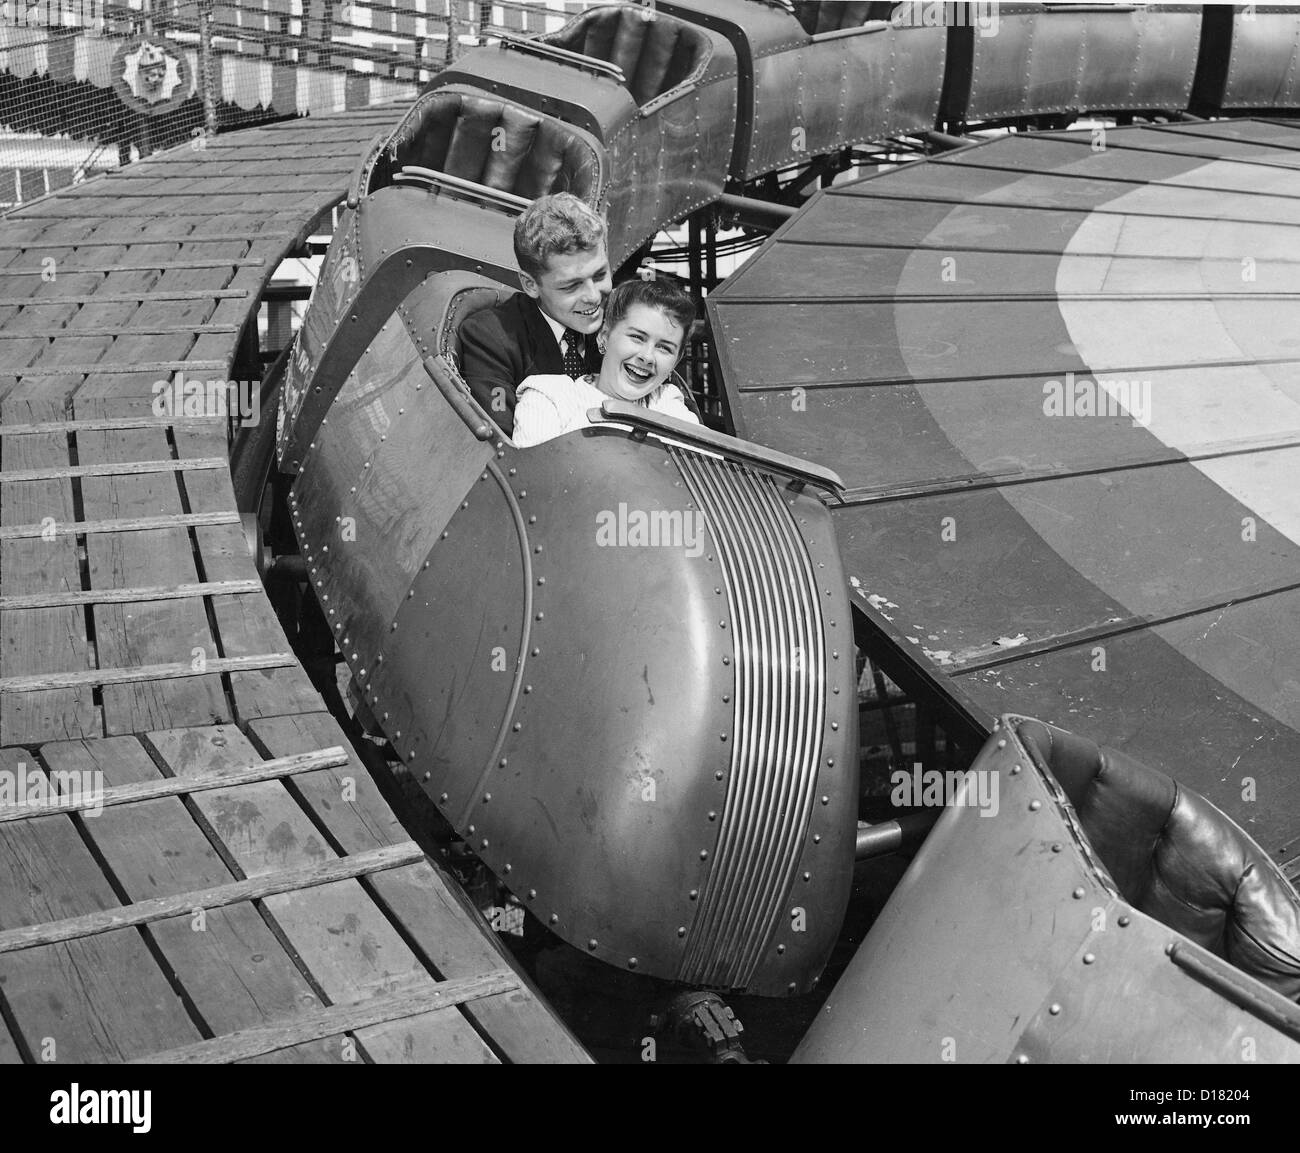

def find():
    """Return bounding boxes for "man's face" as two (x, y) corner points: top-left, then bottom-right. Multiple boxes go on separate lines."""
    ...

(521, 245), (612, 334)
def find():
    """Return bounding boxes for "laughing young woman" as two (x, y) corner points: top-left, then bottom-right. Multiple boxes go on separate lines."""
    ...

(511, 278), (700, 448)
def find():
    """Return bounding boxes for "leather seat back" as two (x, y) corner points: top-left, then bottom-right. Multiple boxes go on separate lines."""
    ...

(374, 90), (604, 204)
(1016, 718), (1300, 1001)
(546, 4), (712, 107)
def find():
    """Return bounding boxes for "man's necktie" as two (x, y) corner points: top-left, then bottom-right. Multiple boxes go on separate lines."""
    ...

(561, 329), (585, 378)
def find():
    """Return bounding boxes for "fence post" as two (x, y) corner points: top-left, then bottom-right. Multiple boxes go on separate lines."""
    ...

(200, 0), (218, 138)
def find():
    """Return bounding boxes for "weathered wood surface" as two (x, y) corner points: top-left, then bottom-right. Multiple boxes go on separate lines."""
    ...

(0, 108), (587, 1063)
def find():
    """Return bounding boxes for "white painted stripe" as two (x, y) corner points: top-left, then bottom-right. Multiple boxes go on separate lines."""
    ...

(1060, 193), (1300, 548)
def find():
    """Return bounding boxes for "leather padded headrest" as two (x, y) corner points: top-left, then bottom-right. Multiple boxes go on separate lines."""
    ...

(547, 5), (712, 106)
(374, 90), (603, 204)
(1016, 718), (1300, 1002)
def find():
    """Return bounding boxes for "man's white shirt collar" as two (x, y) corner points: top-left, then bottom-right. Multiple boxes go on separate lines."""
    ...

(539, 309), (567, 350)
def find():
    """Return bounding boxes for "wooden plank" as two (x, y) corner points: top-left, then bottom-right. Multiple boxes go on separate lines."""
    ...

(0, 509), (241, 541)
(71, 176), (346, 198)
(0, 417), (226, 435)
(0, 231), (293, 248)
(0, 747), (203, 1062)
(0, 652), (296, 693)
(0, 290), (248, 307)
(0, 258), (266, 275)
(174, 424), (322, 720)
(0, 578), (261, 611)
(73, 233), (247, 412)
(0, 842), (423, 954)
(0, 456), (226, 481)
(249, 712), (593, 1063)
(0, 324), (242, 339)
(146, 725), (499, 1063)
(0, 425), (98, 744)
(2, 218), (181, 413)
(41, 735), (345, 1064)
(137, 972), (520, 1064)
(76, 426), (232, 733)
(0, 746), (347, 821)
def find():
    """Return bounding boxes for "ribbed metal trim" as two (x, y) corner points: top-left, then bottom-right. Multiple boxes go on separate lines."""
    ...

(673, 449), (826, 989)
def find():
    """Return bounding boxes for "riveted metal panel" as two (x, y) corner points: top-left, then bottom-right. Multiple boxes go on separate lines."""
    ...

(603, 73), (738, 267)
(366, 459), (528, 820)
(290, 314), (494, 686)
(357, 423), (854, 992)
(747, 25), (947, 181)
(1223, 8), (1300, 109)
(792, 720), (1117, 1062)
(969, 5), (1202, 122)
(1013, 909), (1300, 1063)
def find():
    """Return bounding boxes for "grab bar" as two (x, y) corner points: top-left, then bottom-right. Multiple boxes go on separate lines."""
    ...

(497, 33), (627, 84)
(591, 400), (846, 495)
(393, 167), (532, 214)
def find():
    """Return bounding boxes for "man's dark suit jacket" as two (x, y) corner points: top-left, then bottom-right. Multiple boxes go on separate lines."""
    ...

(458, 292), (601, 436)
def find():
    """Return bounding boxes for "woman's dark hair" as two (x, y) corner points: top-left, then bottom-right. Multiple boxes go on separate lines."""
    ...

(602, 277), (696, 341)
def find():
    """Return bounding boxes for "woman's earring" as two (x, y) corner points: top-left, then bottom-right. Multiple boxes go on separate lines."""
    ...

(597, 338), (607, 355)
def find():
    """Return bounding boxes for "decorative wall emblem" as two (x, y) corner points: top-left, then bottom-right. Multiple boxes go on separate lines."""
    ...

(112, 35), (192, 115)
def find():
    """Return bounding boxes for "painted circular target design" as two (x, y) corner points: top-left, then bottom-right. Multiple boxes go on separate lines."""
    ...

(112, 35), (194, 116)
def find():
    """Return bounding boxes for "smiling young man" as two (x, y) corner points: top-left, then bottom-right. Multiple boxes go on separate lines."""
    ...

(458, 193), (613, 436)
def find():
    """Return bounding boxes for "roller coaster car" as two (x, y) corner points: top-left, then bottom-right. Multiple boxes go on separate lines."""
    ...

(281, 252), (860, 995)
(435, 2), (739, 264)
(795, 717), (1300, 1062)
(277, 86), (608, 472)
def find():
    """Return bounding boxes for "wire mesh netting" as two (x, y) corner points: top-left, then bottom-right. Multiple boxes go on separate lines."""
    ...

(0, 0), (591, 210)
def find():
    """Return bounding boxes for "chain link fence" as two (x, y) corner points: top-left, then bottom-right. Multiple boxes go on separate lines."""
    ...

(0, 0), (590, 211)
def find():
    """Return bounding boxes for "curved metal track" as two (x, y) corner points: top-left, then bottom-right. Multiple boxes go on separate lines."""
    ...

(0, 108), (587, 1064)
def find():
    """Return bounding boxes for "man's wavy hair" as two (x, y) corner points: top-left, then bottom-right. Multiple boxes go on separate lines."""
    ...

(601, 278), (695, 344)
(514, 193), (607, 280)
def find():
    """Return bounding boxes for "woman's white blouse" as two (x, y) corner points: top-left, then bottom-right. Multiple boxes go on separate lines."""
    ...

(512, 373), (699, 448)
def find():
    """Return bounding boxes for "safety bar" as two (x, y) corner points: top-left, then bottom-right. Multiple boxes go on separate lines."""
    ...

(590, 400), (845, 495)
(393, 167), (532, 214)
(1167, 940), (1300, 1042)
(346, 132), (386, 210)
(498, 33), (627, 84)
(811, 21), (889, 44)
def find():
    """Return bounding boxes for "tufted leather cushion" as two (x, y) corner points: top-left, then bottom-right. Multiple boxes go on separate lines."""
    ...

(380, 91), (602, 203)
(793, 1), (874, 35)
(1016, 718), (1300, 1002)
(442, 284), (517, 368)
(546, 5), (711, 107)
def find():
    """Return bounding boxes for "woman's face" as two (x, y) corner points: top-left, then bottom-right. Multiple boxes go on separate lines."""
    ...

(596, 303), (684, 402)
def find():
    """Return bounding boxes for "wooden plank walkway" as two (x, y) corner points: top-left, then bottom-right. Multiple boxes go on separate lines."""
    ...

(0, 108), (589, 1064)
